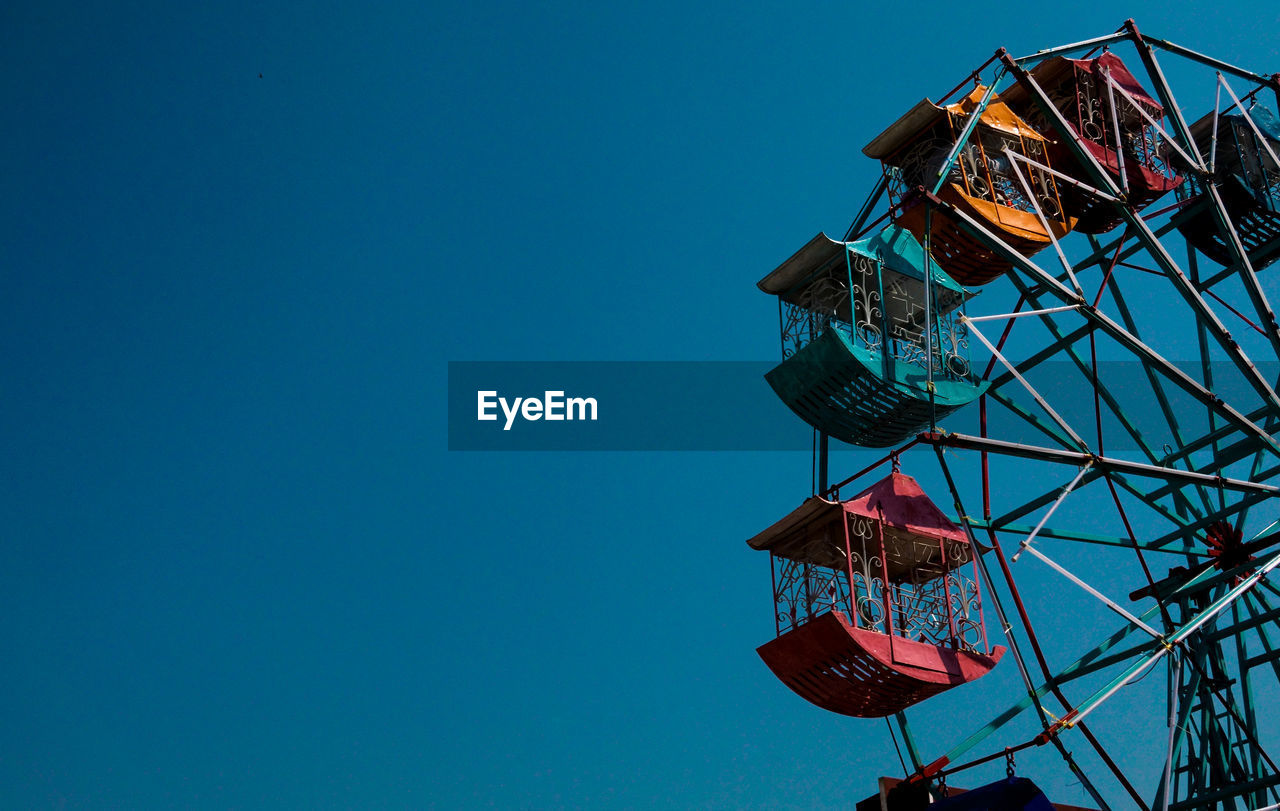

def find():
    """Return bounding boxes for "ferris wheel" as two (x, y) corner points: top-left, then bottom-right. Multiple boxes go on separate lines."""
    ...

(749, 19), (1280, 811)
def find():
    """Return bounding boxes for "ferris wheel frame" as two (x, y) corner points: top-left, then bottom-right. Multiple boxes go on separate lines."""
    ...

(799, 19), (1280, 811)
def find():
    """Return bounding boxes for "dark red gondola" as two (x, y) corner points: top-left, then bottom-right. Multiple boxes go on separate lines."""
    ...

(1000, 51), (1183, 233)
(748, 471), (1004, 718)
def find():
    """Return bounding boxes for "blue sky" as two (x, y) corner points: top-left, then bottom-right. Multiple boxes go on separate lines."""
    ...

(4, 1), (1280, 808)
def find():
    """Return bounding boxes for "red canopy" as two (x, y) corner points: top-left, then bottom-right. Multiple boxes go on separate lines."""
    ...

(1070, 51), (1162, 114)
(843, 471), (967, 544)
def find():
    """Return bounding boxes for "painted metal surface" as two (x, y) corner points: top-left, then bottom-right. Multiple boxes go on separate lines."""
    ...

(931, 777), (1056, 811)
(1175, 105), (1280, 269)
(765, 327), (985, 447)
(756, 611), (1004, 718)
(750, 473), (1003, 718)
(760, 225), (985, 447)
(857, 776), (1097, 811)
(866, 86), (1076, 285)
(1001, 51), (1183, 233)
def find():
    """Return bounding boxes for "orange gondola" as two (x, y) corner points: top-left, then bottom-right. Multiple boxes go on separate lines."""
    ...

(864, 86), (1076, 286)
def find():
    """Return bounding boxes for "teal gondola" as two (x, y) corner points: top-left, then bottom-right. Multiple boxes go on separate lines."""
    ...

(1174, 105), (1280, 270)
(759, 224), (987, 448)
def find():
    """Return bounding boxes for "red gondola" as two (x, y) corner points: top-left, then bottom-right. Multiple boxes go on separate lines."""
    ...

(748, 471), (1005, 717)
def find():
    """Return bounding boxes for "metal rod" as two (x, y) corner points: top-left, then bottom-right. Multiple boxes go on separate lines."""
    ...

(770, 553), (780, 637)
(931, 561), (1228, 773)
(1101, 267), (1212, 516)
(1104, 67), (1130, 195)
(822, 440), (917, 499)
(1210, 81), (1222, 173)
(919, 432), (1280, 496)
(986, 321), (1092, 388)
(967, 306), (1078, 323)
(873, 244), (891, 384)
(1126, 21), (1222, 164)
(930, 447), (1058, 733)
(964, 317), (1090, 449)
(1136, 25), (1280, 87)
(930, 68), (1006, 196)
(878, 519), (893, 638)
(1039, 243), (1208, 514)
(1017, 542), (1163, 637)
(1157, 655), (1195, 811)
(931, 452), (1146, 807)
(1198, 178), (1280, 362)
(984, 516), (1150, 806)
(1001, 268), (1201, 518)
(936, 52), (1003, 105)
(984, 386), (1089, 453)
(1008, 150), (1123, 202)
(842, 500), (858, 629)
(1012, 31), (1130, 63)
(843, 174), (890, 242)
(1067, 549), (1280, 727)
(1148, 402), (1272, 478)
(1002, 53), (1280, 422)
(1220, 73), (1280, 179)
(1105, 72), (1201, 169)
(924, 204), (936, 427)
(1011, 463), (1092, 562)
(894, 711), (924, 772)
(1005, 148), (1082, 292)
(971, 518), (1195, 553)
(926, 190), (1280, 455)
(818, 432), (829, 494)
(1147, 485), (1279, 551)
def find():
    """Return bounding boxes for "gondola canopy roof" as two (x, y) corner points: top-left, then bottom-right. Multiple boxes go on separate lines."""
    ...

(863, 86), (1044, 161)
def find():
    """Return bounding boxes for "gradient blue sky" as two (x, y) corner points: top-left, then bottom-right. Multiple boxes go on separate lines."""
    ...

(4, 1), (1280, 808)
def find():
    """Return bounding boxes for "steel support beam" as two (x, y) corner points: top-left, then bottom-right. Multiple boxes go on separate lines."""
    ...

(919, 432), (1280, 496)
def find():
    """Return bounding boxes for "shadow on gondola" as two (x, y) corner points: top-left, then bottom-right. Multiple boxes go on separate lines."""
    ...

(1173, 104), (1280, 271)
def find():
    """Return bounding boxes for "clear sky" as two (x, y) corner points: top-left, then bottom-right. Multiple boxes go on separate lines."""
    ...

(4, 1), (1280, 808)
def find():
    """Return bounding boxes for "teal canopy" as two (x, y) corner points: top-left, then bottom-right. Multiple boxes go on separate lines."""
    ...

(758, 224), (970, 318)
(848, 223), (964, 297)
(1231, 105), (1280, 143)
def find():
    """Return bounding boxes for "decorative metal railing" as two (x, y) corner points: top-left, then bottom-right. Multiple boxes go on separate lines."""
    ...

(769, 513), (986, 654)
(883, 122), (1065, 222)
(778, 251), (973, 384)
(1177, 116), (1280, 209)
(779, 274), (853, 359)
(1050, 68), (1177, 181)
(772, 554), (854, 636)
(846, 513), (985, 653)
